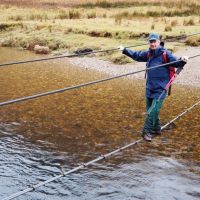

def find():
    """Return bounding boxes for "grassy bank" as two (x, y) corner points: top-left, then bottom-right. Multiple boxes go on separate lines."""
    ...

(0, 0), (199, 64)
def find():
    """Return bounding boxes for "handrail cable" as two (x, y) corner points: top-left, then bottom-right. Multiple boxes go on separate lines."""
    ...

(0, 54), (199, 107)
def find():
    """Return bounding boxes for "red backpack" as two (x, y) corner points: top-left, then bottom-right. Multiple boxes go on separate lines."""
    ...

(147, 51), (176, 95)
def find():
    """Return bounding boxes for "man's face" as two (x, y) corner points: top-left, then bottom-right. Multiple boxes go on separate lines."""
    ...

(149, 40), (160, 50)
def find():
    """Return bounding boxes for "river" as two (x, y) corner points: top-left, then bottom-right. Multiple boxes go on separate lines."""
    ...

(0, 47), (199, 200)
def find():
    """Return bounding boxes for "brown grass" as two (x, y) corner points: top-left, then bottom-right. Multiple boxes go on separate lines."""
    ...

(171, 20), (178, 27)
(186, 36), (200, 46)
(0, 0), (200, 9)
(165, 25), (172, 32)
(183, 18), (196, 26)
(0, 0), (199, 64)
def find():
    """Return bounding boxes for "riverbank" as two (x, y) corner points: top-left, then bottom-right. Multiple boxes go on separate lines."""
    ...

(0, 1), (199, 64)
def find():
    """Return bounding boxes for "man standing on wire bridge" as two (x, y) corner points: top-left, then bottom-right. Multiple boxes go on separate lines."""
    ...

(119, 33), (188, 142)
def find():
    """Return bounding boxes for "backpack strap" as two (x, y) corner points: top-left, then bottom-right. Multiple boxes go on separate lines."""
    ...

(147, 52), (151, 59)
(163, 51), (167, 63)
(162, 51), (176, 96)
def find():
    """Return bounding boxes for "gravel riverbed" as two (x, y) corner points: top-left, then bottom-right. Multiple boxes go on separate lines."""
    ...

(68, 46), (200, 88)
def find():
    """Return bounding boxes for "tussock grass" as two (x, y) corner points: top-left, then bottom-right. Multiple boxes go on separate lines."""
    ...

(183, 18), (196, 26)
(0, 22), (23, 31)
(69, 10), (81, 19)
(87, 12), (97, 19)
(57, 10), (68, 19)
(186, 36), (200, 46)
(79, 0), (200, 9)
(0, 23), (12, 31)
(171, 20), (178, 27)
(29, 13), (48, 21)
(56, 9), (82, 19)
(165, 25), (172, 32)
(109, 52), (132, 64)
(8, 15), (23, 21)
(114, 8), (200, 20)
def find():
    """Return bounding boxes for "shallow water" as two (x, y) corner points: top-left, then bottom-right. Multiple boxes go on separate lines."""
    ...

(0, 47), (200, 199)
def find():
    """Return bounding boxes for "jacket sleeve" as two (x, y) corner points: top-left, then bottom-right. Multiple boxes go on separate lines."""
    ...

(166, 50), (182, 68)
(122, 48), (148, 62)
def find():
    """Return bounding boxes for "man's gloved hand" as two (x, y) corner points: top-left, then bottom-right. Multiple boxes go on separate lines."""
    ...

(181, 56), (189, 63)
(118, 45), (125, 51)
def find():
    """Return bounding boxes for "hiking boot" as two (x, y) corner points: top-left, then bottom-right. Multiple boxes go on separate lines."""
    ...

(142, 132), (152, 142)
(152, 129), (161, 135)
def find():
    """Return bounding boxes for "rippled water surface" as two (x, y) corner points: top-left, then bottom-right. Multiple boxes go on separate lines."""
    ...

(0, 48), (200, 200)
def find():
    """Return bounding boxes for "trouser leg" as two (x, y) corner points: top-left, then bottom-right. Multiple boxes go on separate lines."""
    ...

(146, 97), (153, 112)
(143, 98), (164, 134)
(154, 117), (161, 132)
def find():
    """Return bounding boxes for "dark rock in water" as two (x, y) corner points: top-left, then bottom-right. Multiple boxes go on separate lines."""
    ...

(74, 48), (93, 55)
(162, 122), (176, 131)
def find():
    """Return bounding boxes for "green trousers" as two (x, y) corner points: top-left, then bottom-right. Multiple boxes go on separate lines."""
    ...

(143, 97), (164, 134)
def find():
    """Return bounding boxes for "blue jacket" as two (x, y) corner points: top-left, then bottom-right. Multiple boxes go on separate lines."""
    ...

(122, 46), (181, 99)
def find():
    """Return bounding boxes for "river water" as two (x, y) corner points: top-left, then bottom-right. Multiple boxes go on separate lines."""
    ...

(0, 48), (200, 200)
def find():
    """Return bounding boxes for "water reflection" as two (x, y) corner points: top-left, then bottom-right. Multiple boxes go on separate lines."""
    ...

(0, 123), (199, 200)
